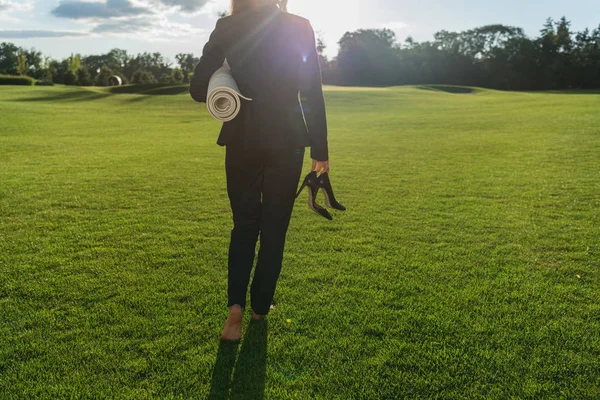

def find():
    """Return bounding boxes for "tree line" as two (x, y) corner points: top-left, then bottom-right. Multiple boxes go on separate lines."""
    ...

(329, 17), (600, 90)
(1, 16), (599, 90)
(0, 44), (199, 86)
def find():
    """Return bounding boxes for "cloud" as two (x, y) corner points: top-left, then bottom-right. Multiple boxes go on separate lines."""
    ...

(51, 0), (153, 19)
(0, 18), (201, 40)
(384, 21), (410, 30)
(0, 0), (33, 12)
(9, 0), (208, 42)
(91, 16), (203, 39)
(0, 0), (33, 20)
(51, 0), (214, 19)
(182, 0), (227, 16)
(0, 30), (88, 38)
(91, 18), (154, 34)
(157, 0), (212, 13)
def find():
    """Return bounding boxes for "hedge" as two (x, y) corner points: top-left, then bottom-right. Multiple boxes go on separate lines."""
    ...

(35, 80), (54, 86)
(0, 75), (36, 86)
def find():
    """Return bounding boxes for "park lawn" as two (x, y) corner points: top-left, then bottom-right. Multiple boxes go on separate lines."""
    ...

(0, 84), (599, 399)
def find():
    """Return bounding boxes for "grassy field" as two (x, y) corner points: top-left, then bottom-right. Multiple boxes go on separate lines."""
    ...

(0, 83), (599, 399)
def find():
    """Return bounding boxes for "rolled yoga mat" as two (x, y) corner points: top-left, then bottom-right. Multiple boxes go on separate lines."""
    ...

(206, 60), (252, 122)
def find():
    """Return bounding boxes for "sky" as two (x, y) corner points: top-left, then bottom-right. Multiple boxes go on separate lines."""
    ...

(0, 0), (599, 62)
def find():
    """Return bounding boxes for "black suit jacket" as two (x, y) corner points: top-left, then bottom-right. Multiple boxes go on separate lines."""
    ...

(189, 5), (329, 161)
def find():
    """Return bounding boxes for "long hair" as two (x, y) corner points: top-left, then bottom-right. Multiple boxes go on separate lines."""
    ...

(230, 0), (287, 15)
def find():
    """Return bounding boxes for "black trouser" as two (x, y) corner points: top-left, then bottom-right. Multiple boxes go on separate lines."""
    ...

(225, 143), (305, 315)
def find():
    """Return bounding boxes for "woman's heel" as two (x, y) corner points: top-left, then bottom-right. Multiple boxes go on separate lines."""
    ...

(295, 181), (308, 199)
(296, 171), (316, 198)
(307, 186), (333, 220)
(317, 173), (346, 211)
(297, 171), (332, 220)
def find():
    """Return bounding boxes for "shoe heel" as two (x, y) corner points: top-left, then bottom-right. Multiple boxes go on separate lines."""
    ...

(296, 181), (307, 199)
(318, 173), (346, 211)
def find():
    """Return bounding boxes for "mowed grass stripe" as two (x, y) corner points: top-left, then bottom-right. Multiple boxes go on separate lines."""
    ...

(0, 85), (599, 399)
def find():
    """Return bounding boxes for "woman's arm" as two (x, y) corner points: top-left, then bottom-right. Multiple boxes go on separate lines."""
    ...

(190, 19), (226, 103)
(298, 20), (329, 163)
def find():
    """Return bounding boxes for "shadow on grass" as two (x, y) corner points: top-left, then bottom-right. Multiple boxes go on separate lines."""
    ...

(13, 90), (112, 103)
(208, 319), (268, 400)
(525, 89), (600, 95)
(108, 84), (189, 95)
(418, 85), (477, 94)
(13, 84), (189, 103)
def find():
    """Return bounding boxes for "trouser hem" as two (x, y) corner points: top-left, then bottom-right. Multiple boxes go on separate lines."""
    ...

(227, 300), (246, 310)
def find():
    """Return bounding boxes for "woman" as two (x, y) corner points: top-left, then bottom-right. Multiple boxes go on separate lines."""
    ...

(189, 0), (330, 341)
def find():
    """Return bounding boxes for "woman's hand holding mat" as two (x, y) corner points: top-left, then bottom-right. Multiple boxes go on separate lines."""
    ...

(206, 60), (252, 122)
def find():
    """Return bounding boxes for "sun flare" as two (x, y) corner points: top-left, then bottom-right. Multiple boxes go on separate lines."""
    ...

(288, 0), (363, 56)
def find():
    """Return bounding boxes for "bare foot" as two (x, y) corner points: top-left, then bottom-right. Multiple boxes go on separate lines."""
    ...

(252, 304), (274, 321)
(252, 311), (264, 321)
(221, 305), (243, 341)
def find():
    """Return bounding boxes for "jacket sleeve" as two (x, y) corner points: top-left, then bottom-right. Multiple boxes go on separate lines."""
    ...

(298, 20), (329, 162)
(190, 19), (226, 103)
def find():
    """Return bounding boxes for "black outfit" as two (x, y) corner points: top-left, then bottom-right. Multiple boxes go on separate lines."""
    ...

(189, 5), (328, 315)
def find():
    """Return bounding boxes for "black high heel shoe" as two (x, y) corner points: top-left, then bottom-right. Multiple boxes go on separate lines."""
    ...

(317, 173), (346, 211)
(296, 171), (333, 221)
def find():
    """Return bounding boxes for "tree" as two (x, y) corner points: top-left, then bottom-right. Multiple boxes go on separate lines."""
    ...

(95, 66), (114, 86)
(132, 69), (157, 84)
(458, 25), (526, 58)
(316, 34), (328, 66)
(465, 25), (528, 89)
(54, 54), (82, 85)
(77, 68), (93, 86)
(315, 34), (336, 83)
(553, 17), (574, 88)
(49, 60), (63, 84)
(63, 69), (78, 85)
(83, 49), (129, 84)
(556, 17), (573, 53)
(68, 54), (81, 74)
(337, 29), (400, 86)
(40, 56), (54, 82)
(20, 49), (43, 78)
(0, 42), (20, 75)
(175, 53), (200, 82)
(128, 52), (169, 83)
(107, 48), (129, 70)
(171, 68), (184, 84)
(16, 51), (28, 76)
(2, 44), (45, 79)
(571, 26), (600, 89)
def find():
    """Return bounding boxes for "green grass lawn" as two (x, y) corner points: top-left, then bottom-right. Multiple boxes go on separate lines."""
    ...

(1, 84), (599, 399)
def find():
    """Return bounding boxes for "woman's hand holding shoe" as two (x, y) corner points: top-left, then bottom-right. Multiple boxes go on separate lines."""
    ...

(312, 159), (329, 174)
(297, 159), (345, 220)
